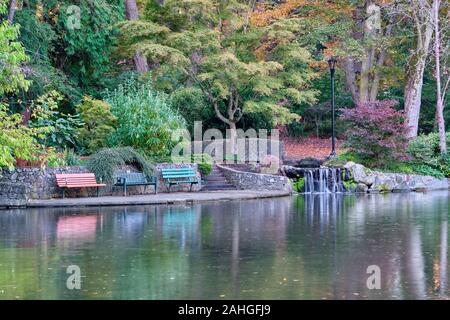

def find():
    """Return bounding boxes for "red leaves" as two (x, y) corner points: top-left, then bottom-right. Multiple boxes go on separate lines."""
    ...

(284, 137), (344, 160)
(340, 100), (409, 165)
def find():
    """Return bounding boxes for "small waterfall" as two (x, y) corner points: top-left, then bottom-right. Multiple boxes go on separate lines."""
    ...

(284, 166), (348, 193)
(303, 167), (345, 193)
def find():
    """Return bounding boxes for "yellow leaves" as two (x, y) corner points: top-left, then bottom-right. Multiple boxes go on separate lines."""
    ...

(133, 41), (189, 66)
(118, 21), (170, 40)
(309, 60), (328, 72)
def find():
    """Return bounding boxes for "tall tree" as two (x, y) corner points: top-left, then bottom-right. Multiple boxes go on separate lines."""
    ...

(7, 0), (16, 24)
(402, 0), (434, 139)
(124, 0), (149, 73)
(432, 0), (449, 153)
(118, 0), (318, 150)
(250, 0), (395, 106)
(341, 1), (394, 105)
(0, 0), (29, 96)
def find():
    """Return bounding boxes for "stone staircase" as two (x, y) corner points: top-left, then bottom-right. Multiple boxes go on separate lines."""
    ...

(201, 165), (237, 191)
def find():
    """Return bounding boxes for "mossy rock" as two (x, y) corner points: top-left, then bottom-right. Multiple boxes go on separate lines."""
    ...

(323, 158), (347, 168)
(343, 180), (357, 192)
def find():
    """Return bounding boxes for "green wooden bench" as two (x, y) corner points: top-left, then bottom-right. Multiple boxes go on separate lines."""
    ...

(161, 167), (200, 192)
(114, 171), (158, 196)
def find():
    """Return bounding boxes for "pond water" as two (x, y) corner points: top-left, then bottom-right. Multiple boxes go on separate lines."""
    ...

(0, 192), (449, 300)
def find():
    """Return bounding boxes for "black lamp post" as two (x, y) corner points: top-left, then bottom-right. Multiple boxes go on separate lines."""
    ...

(328, 57), (337, 157)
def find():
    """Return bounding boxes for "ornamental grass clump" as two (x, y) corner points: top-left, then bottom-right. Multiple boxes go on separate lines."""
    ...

(87, 147), (154, 183)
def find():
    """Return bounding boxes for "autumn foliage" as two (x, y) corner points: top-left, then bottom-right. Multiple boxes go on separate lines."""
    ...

(340, 100), (409, 165)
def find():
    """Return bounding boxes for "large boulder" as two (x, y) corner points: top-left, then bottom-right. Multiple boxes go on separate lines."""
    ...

(355, 183), (369, 193)
(369, 174), (397, 193)
(345, 162), (375, 186)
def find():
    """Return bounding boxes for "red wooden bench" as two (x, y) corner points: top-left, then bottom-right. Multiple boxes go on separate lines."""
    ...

(55, 173), (106, 198)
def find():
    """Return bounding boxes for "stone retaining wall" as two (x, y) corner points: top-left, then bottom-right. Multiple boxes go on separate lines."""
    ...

(217, 164), (292, 193)
(0, 164), (200, 205)
(344, 161), (450, 193)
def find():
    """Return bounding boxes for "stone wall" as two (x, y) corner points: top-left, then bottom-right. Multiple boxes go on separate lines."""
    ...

(0, 166), (90, 202)
(344, 161), (450, 193)
(217, 164), (292, 193)
(200, 139), (285, 162)
(0, 164), (200, 204)
(0, 182), (27, 207)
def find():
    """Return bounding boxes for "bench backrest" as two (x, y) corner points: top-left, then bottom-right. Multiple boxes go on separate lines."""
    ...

(115, 172), (148, 183)
(55, 173), (99, 187)
(161, 167), (197, 179)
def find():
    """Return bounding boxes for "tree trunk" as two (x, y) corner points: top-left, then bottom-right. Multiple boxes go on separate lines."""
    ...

(404, 0), (434, 139)
(228, 121), (238, 161)
(124, 0), (149, 74)
(433, 0), (446, 153)
(341, 1), (388, 106)
(7, 0), (17, 24)
(404, 56), (428, 138)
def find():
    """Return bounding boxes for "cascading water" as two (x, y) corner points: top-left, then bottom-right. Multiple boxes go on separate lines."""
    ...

(284, 166), (349, 193)
(303, 167), (346, 193)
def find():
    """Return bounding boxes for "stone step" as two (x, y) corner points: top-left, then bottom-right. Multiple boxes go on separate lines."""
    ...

(201, 185), (237, 191)
(203, 177), (227, 181)
(203, 183), (234, 188)
(200, 165), (236, 191)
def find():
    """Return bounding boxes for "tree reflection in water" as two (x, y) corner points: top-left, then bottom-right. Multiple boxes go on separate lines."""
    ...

(0, 192), (448, 299)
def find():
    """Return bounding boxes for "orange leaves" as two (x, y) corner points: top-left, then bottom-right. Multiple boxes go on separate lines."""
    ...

(250, 0), (308, 27)
(250, 0), (353, 28)
(323, 41), (339, 59)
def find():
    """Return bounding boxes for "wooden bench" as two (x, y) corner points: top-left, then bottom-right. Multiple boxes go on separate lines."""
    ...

(55, 173), (106, 198)
(161, 167), (200, 192)
(114, 171), (158, 196)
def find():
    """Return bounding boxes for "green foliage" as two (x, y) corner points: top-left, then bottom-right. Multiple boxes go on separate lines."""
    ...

(412, 165), (445, 179)
(343, 180), (357, 192)
(119, 0), (318, 129)
(291, 178), (305, 193)
(408, 132), (450, 177)
(45, 149), (67, 168)
(76, 96), (116, 153)
(381, 162), (415, 175)
(408, 132), (450, 167)
(64, 149), (82, 166)
(29, 91), (83, 150)
(198, 162), (213, 176)
(0, 0), (30, 96)
(0, 105), (41, 169)
(10, 4), (79, 113)
(104, 79), (186, 156)
(336, 151), (361, 163)
(54, 0), (125, 92)
(171, 87), (218, 133)
(87, 147), (154, 183)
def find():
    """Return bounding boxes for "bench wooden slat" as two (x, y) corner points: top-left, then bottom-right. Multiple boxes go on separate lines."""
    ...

(162, 174), (197, 178)
(55, 173), (105, 198)
(113, 171), (158, 196)
(161, 167), (200, 192)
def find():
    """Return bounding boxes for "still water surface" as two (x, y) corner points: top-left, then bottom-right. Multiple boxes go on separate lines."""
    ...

(0, 192), (449, 299)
